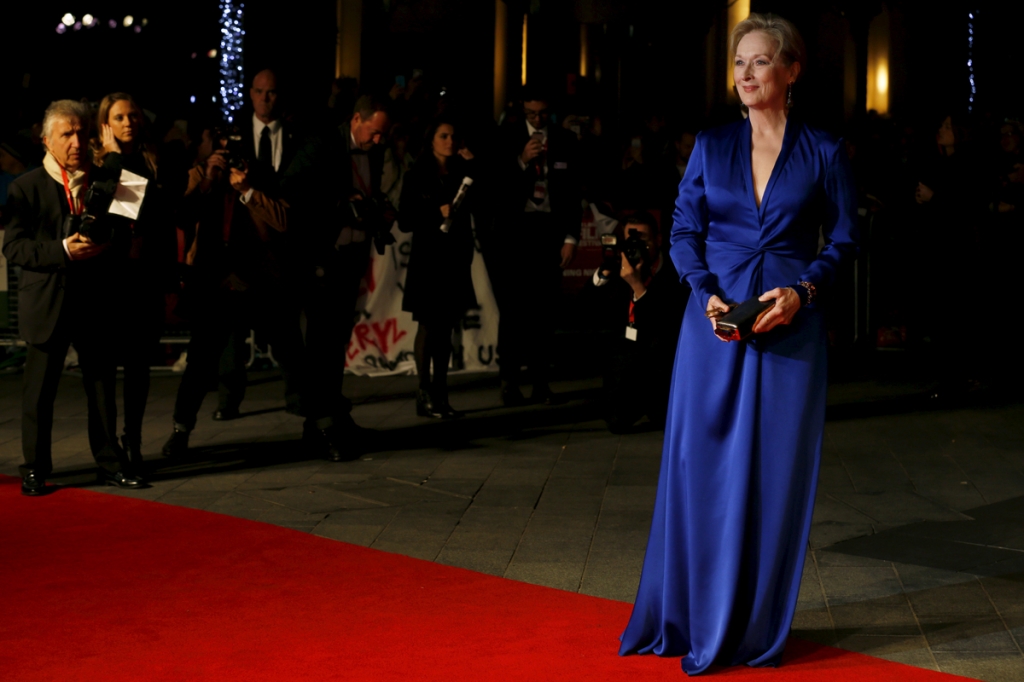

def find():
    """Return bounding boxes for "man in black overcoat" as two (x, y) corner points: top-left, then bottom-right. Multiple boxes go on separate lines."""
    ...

(491, 88), (583, 405)
(2, 100), (143, 495)
(297, 95), (392, 461)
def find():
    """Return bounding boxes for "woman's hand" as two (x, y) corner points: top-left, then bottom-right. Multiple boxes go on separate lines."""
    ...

(706, 295), (731, 342)
(101, 124), (120, 154)
(458, 147), (474, 161)
(439, 204), (451, 218)
(752, 287), (801, 334)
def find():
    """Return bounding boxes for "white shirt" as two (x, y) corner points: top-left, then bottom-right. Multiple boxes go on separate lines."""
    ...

(518, 122), (577, 246)
(241, 115), (284, 203)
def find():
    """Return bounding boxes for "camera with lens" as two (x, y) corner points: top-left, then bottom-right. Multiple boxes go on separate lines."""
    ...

(348, 192), (398, 255)
(599, 231), (648, 279)
(212, 123), (248, 170)
(62, 176), (121, 244)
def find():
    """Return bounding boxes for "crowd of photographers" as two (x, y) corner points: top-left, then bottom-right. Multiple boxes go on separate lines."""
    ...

(2, 66), (1021, 496)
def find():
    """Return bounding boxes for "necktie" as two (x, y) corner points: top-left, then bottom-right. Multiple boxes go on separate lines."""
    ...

(259, 126), (273, 173)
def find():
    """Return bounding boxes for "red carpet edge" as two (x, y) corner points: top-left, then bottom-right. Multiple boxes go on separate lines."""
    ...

(0, 475), (975, 681)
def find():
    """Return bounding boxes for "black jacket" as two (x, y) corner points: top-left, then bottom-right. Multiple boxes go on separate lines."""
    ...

(494, 122), (583, 245)
(2, 167), (118, 344)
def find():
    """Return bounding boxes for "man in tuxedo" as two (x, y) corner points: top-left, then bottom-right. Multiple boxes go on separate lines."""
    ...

(298, 95), (392, 461)
(491, 88), (583, 405)
(2, 100), (144, 495)
(163, 69), (308, 457)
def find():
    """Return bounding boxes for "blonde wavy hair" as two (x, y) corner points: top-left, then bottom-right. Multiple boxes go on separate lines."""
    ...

(729, 13), (806, 76)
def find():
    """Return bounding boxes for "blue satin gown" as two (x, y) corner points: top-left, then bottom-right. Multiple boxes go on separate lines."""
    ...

(619, 117), (859, 674)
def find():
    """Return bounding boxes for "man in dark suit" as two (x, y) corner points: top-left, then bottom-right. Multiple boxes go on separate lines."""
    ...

(298, 95), (392, 461)
(2, 100), (143, 495)
(491, 88), (583, 405)
(162, 69), (309, 457)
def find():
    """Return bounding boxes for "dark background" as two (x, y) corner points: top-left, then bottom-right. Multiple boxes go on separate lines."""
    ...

(2, 1), (1021, 134)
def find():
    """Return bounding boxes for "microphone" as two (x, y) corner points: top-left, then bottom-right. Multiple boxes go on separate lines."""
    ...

(440, 176), (474, 233)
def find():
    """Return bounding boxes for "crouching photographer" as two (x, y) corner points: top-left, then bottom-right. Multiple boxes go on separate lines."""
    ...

(590, 212), (689, 433)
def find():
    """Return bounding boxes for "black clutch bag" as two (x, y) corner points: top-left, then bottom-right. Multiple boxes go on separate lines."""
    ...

(710, 296), (775, 341)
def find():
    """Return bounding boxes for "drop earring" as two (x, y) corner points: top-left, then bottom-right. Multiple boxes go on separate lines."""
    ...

(786, 83), (793, 108)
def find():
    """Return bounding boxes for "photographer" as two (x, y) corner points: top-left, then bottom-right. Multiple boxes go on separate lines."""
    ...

(298, 95), (392, 461)
(2, 100), (144, 494)
(492, 87), (583, 406)
(163, 70), (309, 458)
(90, 92), (180, 467)
(590, 212), (688, 433)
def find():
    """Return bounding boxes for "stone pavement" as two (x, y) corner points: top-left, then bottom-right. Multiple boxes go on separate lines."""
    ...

(2, 363), (1023, 681)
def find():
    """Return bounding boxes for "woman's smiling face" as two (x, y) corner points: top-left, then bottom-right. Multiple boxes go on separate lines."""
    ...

(733, 31), (798, 112)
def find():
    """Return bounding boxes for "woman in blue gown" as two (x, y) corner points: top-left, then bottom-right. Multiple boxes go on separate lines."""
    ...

(619, 14), (859, 674)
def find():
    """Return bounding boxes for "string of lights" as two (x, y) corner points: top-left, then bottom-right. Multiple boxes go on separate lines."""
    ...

(219, 0), (246, 123)
(968, 11), (976, 113)
(55, 14), (146, 34)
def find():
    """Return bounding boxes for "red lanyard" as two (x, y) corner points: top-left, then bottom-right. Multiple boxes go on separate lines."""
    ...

(627, 263), (657, 326)
(60, 167), (88, 215)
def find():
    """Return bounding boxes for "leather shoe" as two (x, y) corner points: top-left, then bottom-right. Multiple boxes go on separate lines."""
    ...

(416, 388), (444, 418)
(162, 429), (189, 458)
(212, 408), (241, 421)
(21, 472), (47, 496)
(303, 422), (361, 463)
(532, 385), (561, 406)
(103, 471), (148, 489)
(500, 384), (527, 407)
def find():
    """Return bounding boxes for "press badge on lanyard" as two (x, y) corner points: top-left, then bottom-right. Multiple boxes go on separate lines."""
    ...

(625, 325), (637, 341)
(533, 179), (547, 201)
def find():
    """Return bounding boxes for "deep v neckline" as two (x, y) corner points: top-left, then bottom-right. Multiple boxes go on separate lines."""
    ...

(741, 116), (798, 222)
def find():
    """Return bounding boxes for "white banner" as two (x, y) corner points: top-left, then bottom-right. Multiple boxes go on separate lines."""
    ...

(344, 223), (499, 376)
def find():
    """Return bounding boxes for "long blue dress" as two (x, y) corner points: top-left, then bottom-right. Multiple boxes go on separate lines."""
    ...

(619, 117), (859, 674)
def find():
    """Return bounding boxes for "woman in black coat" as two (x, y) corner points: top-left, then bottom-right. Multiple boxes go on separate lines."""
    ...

(91, 93), (180, 464)
(399, 119), (477, 418)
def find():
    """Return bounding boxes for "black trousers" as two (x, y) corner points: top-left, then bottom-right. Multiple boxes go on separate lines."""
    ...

(602, 338), (673, 429)
(491, 213), (563, 387)
(20, 310), (125, 478)
(216, 327), (250, 413)
(117, 286), (164, 443)
(172, 287), (306, 431)
(301, 241), (371, 429)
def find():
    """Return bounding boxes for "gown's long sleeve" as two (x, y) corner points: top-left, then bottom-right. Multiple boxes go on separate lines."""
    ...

(669, 136), (718, 311)
(797, 139), (859, 292)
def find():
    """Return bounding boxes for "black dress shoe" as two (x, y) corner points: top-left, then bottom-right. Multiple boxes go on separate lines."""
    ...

(212, 407), (241, 421)
(532, 385), (561, 406)
(103, 471), (148, 489)
(323, 425), (362, 462)
(500, 384), (527, 407)
(431, 390), (463, 419)
(21, 472), (47, 496)
(416, 388), (444, 418)
(162, 429), (189, 458)
(303, 422), (361, 462)
(121, 435), (144, 468)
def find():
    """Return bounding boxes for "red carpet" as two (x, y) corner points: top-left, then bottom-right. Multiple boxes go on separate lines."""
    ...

(0, 476), (973, 681)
